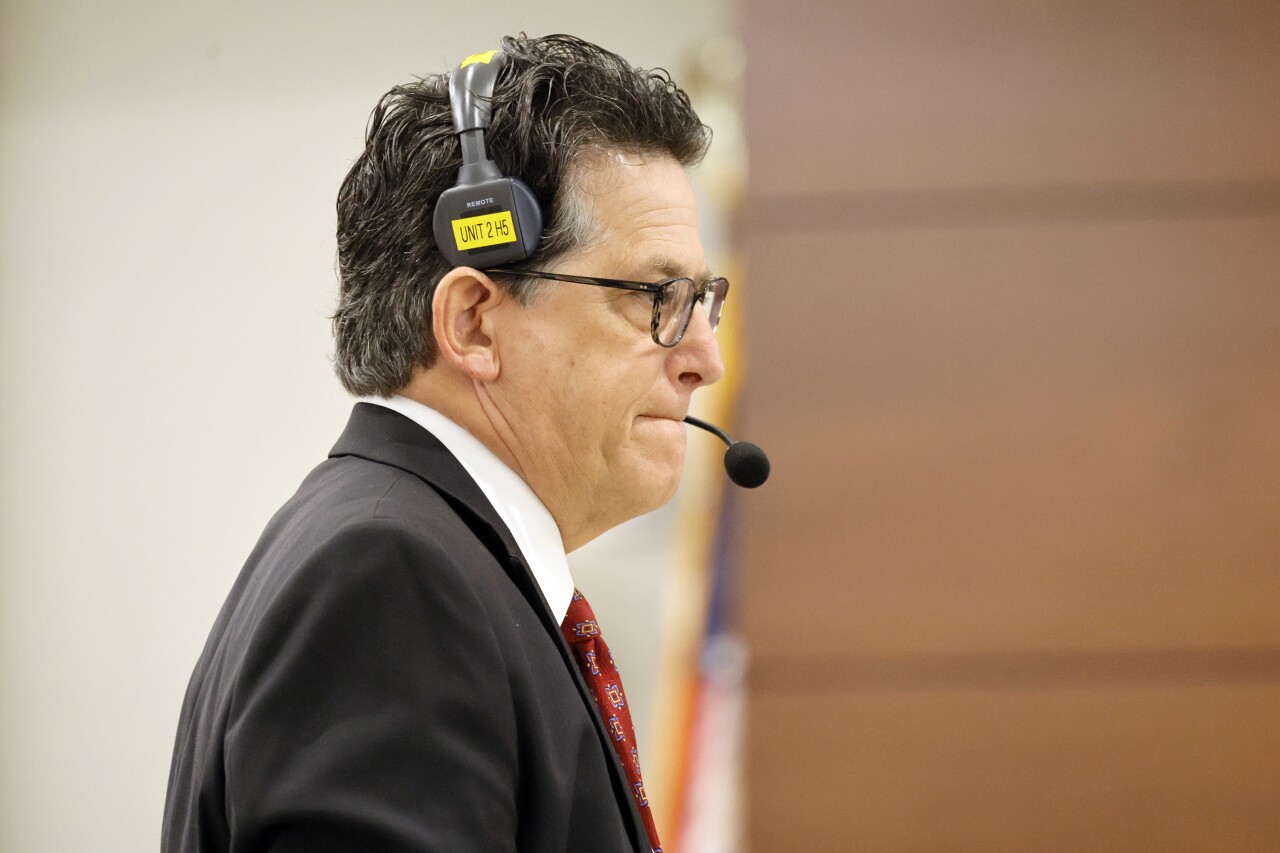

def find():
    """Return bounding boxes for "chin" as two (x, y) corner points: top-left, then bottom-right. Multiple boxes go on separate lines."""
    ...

(652, 469), (683, 508)
(604, 440), (686, 519)
(634, 453), (685, 511)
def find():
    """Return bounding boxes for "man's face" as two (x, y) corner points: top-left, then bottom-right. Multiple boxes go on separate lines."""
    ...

(485, 153), (724, 548)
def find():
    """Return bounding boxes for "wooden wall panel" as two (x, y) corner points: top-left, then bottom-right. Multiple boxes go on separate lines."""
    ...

(740, 0), (1280, 849)
(740, 218), (1280, 659)
(746, 0), (1280, 196)
(749, 683), (1280, 852)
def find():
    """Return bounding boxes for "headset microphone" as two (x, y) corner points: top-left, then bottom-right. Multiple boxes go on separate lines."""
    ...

(684, 416), (771, 488)
(433, 50), (543, 268)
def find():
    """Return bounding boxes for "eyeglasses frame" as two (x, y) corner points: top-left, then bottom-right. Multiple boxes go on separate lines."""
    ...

(482, 268), (729, 348)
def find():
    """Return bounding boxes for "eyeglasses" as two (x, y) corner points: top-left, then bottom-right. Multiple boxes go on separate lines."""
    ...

(482, 268), (729, 347)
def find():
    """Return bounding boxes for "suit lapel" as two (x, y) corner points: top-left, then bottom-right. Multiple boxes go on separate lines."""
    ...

(329, 403), (652, 852)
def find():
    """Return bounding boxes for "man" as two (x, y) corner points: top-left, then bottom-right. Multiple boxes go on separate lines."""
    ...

(163, 34), (727, 853)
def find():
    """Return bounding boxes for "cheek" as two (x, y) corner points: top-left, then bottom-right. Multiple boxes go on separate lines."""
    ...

(531, 310), (669, 446)
(568, 361), (654, 424)
(616, 293), (654, 333)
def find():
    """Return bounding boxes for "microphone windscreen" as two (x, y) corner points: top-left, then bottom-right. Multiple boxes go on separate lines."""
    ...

(724, 441), (770, 488)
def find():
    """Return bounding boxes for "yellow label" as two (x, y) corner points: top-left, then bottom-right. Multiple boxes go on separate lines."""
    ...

(460, 50), (499, 68)
(451, 211), (517, 250)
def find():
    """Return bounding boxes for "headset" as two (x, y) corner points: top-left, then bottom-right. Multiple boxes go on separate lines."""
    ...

(432, 50), (543, 268)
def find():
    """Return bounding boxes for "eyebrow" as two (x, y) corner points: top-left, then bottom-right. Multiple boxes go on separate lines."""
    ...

(644, 256), (714, 282)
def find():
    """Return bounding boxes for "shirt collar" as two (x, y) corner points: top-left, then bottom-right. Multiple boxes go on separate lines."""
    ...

(357, 395), (575, 625)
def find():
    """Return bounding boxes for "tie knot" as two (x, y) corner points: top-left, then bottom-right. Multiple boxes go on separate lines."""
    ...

(561, 588), (601, 645)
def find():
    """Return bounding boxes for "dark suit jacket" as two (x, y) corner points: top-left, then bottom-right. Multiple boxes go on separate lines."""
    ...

(162, 403), (651, 852)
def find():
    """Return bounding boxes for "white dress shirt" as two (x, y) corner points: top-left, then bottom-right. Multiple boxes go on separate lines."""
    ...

(358, 395), (575, 624)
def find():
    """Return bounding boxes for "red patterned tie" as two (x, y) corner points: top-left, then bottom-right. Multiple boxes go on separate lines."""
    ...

(560, 589), (662, 853)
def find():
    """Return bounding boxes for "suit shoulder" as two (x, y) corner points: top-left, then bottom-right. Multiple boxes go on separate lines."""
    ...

(262, 458), (493, 583)
(264, 456), (483, 556)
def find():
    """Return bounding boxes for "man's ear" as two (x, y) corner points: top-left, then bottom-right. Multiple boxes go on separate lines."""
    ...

(431, 267), (505, 381)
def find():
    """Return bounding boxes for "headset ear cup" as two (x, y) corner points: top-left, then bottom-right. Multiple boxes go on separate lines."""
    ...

(431, 196), (452, 262)
(509, 178), (543, 260)
(432, 176), (543, 268)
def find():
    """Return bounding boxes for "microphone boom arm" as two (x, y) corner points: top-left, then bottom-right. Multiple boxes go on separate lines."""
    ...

(682, 415), (734, 446)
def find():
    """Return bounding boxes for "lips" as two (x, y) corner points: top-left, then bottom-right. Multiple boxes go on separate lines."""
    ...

(638, 405), (688, 422)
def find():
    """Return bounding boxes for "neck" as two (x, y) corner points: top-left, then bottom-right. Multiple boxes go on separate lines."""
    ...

(398, 368), (602, 552)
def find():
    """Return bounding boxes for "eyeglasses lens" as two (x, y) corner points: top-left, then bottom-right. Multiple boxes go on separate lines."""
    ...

(656, 278), (695, 345)
(701, 278), (727, 332)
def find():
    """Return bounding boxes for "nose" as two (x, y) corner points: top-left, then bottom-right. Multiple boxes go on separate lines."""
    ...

(671, 305), (725, 389)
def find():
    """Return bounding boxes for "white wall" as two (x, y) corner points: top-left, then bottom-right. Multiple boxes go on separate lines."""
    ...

(0, 2), (734, 849)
